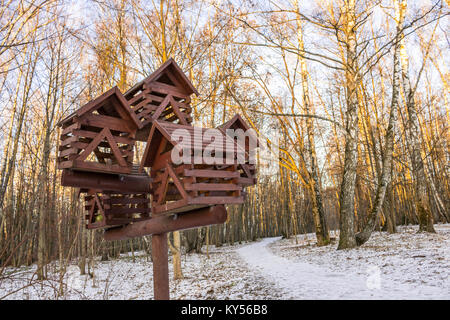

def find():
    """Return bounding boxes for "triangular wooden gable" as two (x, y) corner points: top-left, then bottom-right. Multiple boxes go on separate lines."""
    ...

(79, 87), (142, 129)
(59, 87), (141, 130)
(58, 87), (139, 175)
(218, 114), (260, 151)
(139, 121), (176, 170)
(144, 58), (198, 96)
(124, 58), (198, 99)
(77, 127), (128, 168)
(123, 59), (196, 134)
(218, 114), (250, 131)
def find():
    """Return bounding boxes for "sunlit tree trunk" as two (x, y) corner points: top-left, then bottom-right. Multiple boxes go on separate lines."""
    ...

(355, 0), (405, 246)
(294, 0), (330, 246)
(398, 0), (436, 233)
(338, 0), (359, 249)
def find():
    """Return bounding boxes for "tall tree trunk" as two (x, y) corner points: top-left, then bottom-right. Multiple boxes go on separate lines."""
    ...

(79, 204), (87, 275)
(338, 0), (359, 250)
(398, 0), (436, 233)
(168, 231), (183, 280)
(36, 133), (50, 280)
(294, 0), (330, 246)
(355, 0), (405, 246)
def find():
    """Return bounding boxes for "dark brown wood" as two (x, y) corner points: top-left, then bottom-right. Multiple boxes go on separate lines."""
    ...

(139, 119), (247, 215)
(61, 169), (151, 193)
(57, 59), (258, 301)
(58, 87), (139, 175)
(152, 233), (169, 300)
(123, 60), (196, 137)
(104, 205), (227, 241)
(81, 190), (151, 229)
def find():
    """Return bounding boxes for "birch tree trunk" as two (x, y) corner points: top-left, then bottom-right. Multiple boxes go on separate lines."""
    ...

(338, 0), (359, 249)
(398, 0), (436, 233)
(168, 232), (183, 280)
(355, 0), (405, 246)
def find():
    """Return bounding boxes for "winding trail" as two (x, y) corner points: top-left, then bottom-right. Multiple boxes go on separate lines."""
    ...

(236, 237), (445, 299)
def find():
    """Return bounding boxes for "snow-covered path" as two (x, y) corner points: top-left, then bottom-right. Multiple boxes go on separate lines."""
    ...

(1, 226), (448, 300)
(237, 237), (448, 299)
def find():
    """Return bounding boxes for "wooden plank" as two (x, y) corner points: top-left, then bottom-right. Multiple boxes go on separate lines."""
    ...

(153, 198), (189, 214)
(149, 82), (189, 98)
(61, 122), (79, 135)
(60, 136), (78, 147)
(240, 164), (253, 178)
(184, 183), (241, 191)
(72, 160), (131, 174)
(166, 162), (189, 199)
(105, 207), (151, 215)
(72, 129), (133, 145)
(168, 96), (188, 125)
(165, 113), (192, 124)
(108, 197), (149, 205)
(77, 127), (109, 162)
(154, 169), (169, 205)
(237, 177), (257, 185)
(127, 90), (147, 105)
(57, 161), (73, 169)
(151, 95), (171, 121)
(189, 196), (244, 205)
(184, 169), (240, 179)
(86, 221), (107, 229)
(139, 124), (157, 172)
(103, 127), (128, 167)
(103, 205), (228, 242)
(59, 147), (78, 158)
(79, 114), (134, 132)
(145, 93), (165, 103)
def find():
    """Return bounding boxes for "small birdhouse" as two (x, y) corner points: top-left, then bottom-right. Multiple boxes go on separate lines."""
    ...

(58, 87), (141, 175)
(124, 58), (198, 141)
(140, 120), (244, 215)
(83, 189), (151, 229)
(218, 114), (259, 187)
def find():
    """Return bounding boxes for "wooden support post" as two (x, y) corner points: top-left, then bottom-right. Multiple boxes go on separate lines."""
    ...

(104, 205), (228, 301)
(152, 233), (169, 300)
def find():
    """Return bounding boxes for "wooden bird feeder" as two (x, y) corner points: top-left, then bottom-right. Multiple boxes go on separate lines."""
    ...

(57, 87), (142, 175)
(83, 189), (151, 229)
(140, 120), (245, 215)
(56, 59), (260, 300)
(124, 58), (198, 141)
(218, 114), (259, 187)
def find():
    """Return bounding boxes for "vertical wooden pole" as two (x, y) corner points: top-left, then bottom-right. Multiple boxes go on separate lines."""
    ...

(152, 233), (170, 300)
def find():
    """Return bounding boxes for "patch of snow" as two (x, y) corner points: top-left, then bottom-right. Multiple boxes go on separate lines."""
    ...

(241, 224), (449, 299)
(0, 243), (282, 300)
(1, 224), (448, 299)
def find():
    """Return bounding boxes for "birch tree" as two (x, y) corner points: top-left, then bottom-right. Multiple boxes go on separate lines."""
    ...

(355, 0), (406, 245)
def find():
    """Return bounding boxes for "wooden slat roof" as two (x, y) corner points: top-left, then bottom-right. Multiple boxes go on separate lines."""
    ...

(141, 120), (250, 167)
(58, 87), (142, 129)
(124, 58), (199, 98)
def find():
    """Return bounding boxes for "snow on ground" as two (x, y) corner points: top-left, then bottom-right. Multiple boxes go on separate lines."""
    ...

(0, 243), (282, 300)
(257, 224), (450, 299)
(0, 224), (448, 299)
